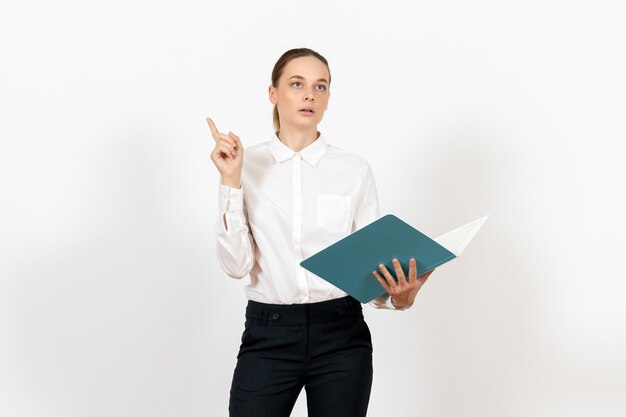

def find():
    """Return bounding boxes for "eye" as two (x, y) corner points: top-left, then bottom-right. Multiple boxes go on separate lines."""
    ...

(290, 81), (327, 91)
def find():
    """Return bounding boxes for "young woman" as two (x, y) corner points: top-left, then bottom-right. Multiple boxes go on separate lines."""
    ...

(206, 48), (434, 417)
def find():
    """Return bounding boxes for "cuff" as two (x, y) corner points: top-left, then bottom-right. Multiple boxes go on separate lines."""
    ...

(390, 296), (413, 311)
(219, 183), (244, 212)
(368, 293), (412, 311)
(218, 184), (247, 234)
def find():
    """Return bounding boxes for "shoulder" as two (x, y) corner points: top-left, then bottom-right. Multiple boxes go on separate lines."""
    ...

(245, 140), (269, 154)
(241, 140), (272, 166)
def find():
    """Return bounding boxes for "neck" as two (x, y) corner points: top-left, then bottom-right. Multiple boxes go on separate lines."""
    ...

(276, 126), (319, 152)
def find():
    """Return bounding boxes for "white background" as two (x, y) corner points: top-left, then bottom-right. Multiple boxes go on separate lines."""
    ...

(1, 1), (625, 416)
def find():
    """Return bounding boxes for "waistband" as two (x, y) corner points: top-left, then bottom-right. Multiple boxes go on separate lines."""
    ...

(245, 295), (363, 326)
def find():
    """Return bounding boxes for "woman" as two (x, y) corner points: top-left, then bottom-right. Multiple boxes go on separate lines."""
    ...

(206, 47), (434, 417)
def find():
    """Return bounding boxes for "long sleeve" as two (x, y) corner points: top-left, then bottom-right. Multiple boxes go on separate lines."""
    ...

(353, 163), (412, 311)
(213, 183), (256, 279)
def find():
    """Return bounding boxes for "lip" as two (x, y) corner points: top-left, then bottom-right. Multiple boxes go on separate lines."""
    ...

(298, 107), (315, 113)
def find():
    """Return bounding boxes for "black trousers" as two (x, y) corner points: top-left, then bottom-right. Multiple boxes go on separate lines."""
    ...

(229, 295), (373, 417)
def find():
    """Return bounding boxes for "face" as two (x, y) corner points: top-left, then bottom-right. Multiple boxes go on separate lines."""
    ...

(269, 56), (331, 130)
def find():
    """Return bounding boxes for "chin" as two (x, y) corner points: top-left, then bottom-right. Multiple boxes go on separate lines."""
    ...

(294, 118), (319, 126)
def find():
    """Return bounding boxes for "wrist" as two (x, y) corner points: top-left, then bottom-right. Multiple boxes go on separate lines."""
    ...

(390, 297), (411, 309)
(221, 177), (241, 188)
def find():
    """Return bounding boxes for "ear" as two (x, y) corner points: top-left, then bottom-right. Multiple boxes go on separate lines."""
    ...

(268, 85), (277, 105)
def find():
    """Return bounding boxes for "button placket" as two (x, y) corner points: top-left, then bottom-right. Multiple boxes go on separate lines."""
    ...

(292, 153), (308, 300)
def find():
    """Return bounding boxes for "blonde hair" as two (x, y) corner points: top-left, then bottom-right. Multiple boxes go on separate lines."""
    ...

(271, 48), (331, 133)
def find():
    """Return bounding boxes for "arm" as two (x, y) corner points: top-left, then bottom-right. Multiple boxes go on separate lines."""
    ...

(205, 117), (253, 278)
(213, 182), (256, 279)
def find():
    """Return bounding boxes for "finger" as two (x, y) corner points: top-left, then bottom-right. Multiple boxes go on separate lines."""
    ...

(218, 134), (237, 156)
(408, 258), (417, 284)
(228, 133), (238, 151)
(219, 139), (236, 157)
(205, 117), (221, 143)
(218, 143), (235, 159)
(218, 132), (235, 145)
(228, 132), (240, 150)
(392, 258), (408, 286)
(211, 146), (227, 162)
(377, 263), (397, 289)
(212, 141), (234, 160)
(231, 132), (243, 153)
(219, 138), (234, 150)
(228, 133), (241, 156)
(372, 271), (391, 293)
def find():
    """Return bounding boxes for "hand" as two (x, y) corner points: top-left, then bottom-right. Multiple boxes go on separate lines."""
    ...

(372, 258), (435, 309)
(206, 117), (244, 183)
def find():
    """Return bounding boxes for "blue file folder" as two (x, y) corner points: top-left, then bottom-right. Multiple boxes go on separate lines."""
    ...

(300, 214), (466, 304)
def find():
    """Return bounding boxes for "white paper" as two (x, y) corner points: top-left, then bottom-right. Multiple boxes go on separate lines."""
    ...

(434, 215), (489, 257)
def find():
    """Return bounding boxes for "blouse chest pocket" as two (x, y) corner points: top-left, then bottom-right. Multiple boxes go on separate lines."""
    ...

(316, 194), (352, 233)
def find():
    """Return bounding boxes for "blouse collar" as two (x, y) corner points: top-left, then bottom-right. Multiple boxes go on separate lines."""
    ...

(269, 131), (329, 167)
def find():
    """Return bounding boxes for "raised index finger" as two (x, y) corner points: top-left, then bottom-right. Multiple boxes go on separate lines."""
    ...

(205, 117), (220, 143)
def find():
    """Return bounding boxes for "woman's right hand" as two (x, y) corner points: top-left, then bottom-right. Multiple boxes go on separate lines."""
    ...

(206, 117), (244, 184)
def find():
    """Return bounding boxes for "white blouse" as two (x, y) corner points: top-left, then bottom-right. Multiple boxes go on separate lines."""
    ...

(213, 131), (409, 310)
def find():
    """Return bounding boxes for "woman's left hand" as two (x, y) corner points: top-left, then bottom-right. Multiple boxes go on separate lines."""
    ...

(373, 258), (434, 309)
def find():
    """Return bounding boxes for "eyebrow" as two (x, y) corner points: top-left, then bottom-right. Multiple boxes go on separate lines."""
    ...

(288, 75), (329, 84)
